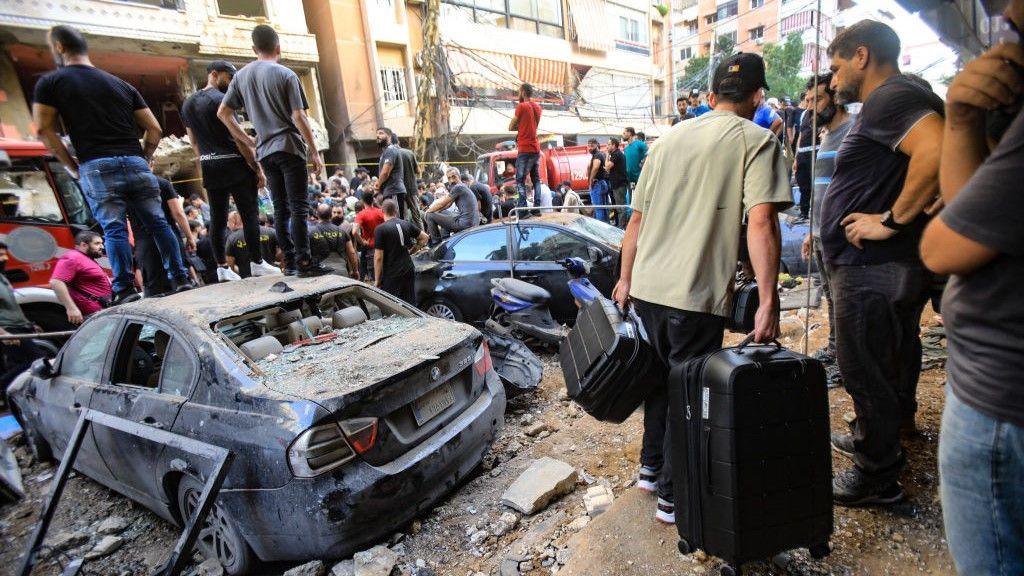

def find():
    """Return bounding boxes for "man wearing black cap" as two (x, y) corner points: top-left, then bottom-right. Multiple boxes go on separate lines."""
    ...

(612, 52), (791, 525)
(182, 60), (280, 282)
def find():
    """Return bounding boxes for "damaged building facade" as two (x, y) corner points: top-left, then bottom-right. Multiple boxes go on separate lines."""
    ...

(0, 0), (328, 195)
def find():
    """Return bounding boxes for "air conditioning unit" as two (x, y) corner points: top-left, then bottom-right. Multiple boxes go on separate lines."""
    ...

(754, 37), (765, 45)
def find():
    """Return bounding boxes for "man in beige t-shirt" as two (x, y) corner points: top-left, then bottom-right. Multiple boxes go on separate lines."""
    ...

(612, 52), (793, 524)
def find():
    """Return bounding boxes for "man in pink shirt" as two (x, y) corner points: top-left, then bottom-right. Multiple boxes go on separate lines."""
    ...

(50, 231), (113, 324)
(508, 83), (542, 209)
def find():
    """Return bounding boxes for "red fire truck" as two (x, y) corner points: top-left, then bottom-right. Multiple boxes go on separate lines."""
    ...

(474, 142), (615, 195)
(0, 138), (105, 331)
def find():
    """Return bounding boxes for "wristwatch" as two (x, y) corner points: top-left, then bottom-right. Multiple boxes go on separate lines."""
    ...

(880, 210), (906, 231)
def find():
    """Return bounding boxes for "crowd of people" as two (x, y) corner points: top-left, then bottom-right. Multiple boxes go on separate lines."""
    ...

(6, 5), (1023, 573)
(611, 10), (1024, 574)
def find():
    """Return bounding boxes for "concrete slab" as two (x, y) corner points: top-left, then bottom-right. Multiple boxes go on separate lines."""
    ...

(559, 489), (700, 576)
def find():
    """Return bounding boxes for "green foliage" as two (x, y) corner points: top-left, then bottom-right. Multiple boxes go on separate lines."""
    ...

(676, 35), (737, 92)
(762, 33), (806, 100)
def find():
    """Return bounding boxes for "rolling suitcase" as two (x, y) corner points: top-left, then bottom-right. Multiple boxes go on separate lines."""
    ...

(559, 297), (662, 423)
(669, 336), (833, 576)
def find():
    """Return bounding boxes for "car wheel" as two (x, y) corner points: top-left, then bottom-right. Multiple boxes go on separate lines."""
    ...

(177, 475), (256, 576)
(424, 299), (462, 322)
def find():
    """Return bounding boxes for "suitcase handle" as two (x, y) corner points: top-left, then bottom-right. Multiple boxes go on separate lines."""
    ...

(735, 334), (783, 354)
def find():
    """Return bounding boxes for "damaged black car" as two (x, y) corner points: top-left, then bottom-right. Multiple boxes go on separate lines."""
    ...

(7, 275), (506, 574)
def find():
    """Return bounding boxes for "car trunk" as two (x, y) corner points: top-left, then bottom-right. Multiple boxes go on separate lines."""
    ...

(253, 316), (485, 466)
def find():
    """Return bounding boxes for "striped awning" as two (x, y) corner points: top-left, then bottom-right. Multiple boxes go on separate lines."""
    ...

(567, 0), (611, 52)
(445, 47), (522, 90)
(512, 55), (571, 94)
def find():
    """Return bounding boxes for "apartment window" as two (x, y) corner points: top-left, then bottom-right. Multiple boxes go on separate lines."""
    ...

(716, 0), (738, 20)
(379, 68), (408, 103)
(685, 20), (699, 35)
(618, 16), (642, 42)
(749, 26), (764, 40)
(750, 0), (763, 7)
(679, 46), (693, 60)
(217, 0), (267, 18)
(723, 30), (737, 44)
(705, 13), (718, 24)
(442, 0), (563, 38)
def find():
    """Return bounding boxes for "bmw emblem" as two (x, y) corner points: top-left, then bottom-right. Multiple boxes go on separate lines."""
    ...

(430, 366), (441, 381)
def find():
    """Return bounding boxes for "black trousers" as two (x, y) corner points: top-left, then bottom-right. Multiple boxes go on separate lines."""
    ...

(385, 193), (407, 220)
(796, 155), (812, 218)
(633, 299), (725, 502)
(136, 230), (188, 296)
(831, 260), (929, 482)
(381, 272), (415, 303)
(260, 151), (311, 268)
(207, 169), (262, 266)
(0, 326), (46, 396)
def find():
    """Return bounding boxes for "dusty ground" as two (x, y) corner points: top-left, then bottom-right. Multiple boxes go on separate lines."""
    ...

(0, 303), (954, 576)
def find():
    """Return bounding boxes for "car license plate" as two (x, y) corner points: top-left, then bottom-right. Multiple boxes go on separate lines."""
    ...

(412, 383), (455, 426)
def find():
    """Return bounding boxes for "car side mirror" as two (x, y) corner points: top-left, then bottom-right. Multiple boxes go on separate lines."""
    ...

(30, 358), (54, 379)
(587, 246), (604, 263)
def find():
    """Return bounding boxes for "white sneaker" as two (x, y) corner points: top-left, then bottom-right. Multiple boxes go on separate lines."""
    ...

(250, 260), (282, 277)
(217, 266), (242, 282)
(655, 498), (676, 524)
(636, 466), (658, 493)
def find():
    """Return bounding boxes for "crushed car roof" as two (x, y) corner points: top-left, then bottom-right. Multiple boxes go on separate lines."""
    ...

(115, 275), (363, 328)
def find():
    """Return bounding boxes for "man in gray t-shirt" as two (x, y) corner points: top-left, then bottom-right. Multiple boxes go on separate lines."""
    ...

(423, 169), (480, 244)
(217, 24), (328, 277)
(374, 128), (406, 219)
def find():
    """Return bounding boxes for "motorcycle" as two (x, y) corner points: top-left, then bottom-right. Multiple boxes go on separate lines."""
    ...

(484, 257), (601, 348)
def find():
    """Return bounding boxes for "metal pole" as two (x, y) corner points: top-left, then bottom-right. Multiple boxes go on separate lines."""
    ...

(803, 0), (823, 355)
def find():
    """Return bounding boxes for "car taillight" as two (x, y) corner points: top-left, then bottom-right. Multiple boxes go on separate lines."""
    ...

(287, 423), (355, 478)
(340, 417), (378, 455)
(474, 341), (493, 376)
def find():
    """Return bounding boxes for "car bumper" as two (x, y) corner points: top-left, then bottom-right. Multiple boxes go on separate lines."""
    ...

(219, 369), (506, 562)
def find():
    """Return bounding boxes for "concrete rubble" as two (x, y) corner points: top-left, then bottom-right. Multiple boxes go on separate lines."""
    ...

(353, 544), (399, 576)
(501, 457), (578, 515)
(283, 560), (326, 576)
(85, 535), (123, 559)
(96, 516), (130, 535)
(583, 484), (615, 518)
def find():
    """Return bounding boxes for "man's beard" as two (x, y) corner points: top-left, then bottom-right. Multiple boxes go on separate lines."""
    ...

(835, 78), (861, 105)
(331, 216), (344, 225)
(814, 104), (837, 126)
(88, 249), (104, 259)
(376, 138), (388, 148)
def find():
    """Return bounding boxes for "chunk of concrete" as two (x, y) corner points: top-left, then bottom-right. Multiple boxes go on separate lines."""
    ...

(583, 485), (614, 518)
(47, 530), (88, 554)
(283, 560), (325, 576)
(501, 457), (577, 515)
(97, 516), (130, 535)
(85, 535), (123, 559)
(330, 559), (355, 576)
(191, 558), (224, 576)
(353, 544), (399, 576)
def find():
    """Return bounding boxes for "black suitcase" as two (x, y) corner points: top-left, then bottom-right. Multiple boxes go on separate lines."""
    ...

(669, 337), (833, 576)
(559, 297), (662, 423)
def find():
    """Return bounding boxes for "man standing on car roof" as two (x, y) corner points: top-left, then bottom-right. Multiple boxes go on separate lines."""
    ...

(613, 53), (789, 525)
(32, 24), (192, 304)
(375, 199), (428, 302)
(217, 25), (328, 278)
(182, 59), (280, 283)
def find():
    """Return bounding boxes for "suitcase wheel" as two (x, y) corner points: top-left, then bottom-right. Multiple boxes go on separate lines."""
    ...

(676, 539), (691, 554)
(809, 542), (831, 560)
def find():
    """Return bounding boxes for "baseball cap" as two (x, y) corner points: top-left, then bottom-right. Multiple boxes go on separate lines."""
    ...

(712, 52), (770, 96)
(207, 60), (237, 76)
(690, 88), (700, 97)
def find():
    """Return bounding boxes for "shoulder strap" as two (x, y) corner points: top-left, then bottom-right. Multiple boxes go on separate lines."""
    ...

(396, 221), (405, 247)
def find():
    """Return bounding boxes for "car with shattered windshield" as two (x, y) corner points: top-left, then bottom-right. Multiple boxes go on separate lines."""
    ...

(7, 275), (506, 574)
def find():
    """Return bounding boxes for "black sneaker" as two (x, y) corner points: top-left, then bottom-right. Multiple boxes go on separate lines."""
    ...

(111, 289), (141, 306)
(636, 466), (658, 493)
(283, 267), (298, 277)
(172, 278), (197, 293)
(297, 262), (333, 278)
(832, 468), (904, 507)
(655, 497), (675, 524)
(831, 433), (856, 461)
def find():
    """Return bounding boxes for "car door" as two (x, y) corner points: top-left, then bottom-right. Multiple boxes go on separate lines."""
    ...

(38, 315), (120, 482)
(433, 227), (512, 323)
(512, 225), (593, 324)
(88, 318), (198, 504)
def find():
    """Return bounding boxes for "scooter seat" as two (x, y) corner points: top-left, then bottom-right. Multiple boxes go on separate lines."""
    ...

(495, 277), (551, 303)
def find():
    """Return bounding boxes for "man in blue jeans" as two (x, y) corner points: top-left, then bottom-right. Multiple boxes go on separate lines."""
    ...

(509, 83), (542, 209)
(32, 25), (191, 304)
(920, 4), (1024, 571)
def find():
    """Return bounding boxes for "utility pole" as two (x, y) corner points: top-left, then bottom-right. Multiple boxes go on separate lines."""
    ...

(706, 31), (716, 92)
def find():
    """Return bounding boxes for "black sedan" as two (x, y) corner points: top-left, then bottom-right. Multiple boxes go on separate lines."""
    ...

(414, 213), (623, 325)
(7, 275), (505, 574)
